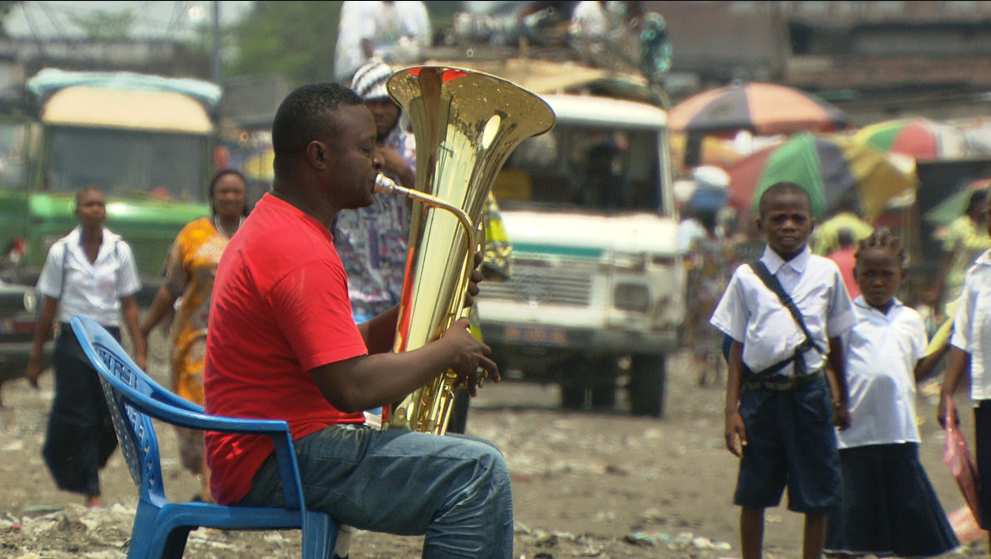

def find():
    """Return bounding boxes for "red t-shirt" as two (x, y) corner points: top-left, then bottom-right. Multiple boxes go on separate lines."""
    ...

(204, 194), (368, 505)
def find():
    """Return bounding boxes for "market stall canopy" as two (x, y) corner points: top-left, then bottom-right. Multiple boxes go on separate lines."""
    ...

(670, 133), (743, 172)
(670, 81), (850, 137)
(854, 118), (968, 160)
(727, 133), (917, 220)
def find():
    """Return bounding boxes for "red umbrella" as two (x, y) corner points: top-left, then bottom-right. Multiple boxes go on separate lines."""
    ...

(671, 81), (850, 137)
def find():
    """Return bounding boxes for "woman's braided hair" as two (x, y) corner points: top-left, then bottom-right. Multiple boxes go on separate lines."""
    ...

(854, 227), (906, 267)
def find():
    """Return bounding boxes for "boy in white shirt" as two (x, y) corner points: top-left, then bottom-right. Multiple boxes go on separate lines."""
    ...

(711, 182), (857, 559)
(940, 200), (991, 554)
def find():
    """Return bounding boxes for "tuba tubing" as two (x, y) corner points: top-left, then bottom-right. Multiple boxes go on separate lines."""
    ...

(380, 66), (555, 434)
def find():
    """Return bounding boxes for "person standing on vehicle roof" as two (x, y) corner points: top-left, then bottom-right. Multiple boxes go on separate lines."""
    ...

(26, 186), (144, 509)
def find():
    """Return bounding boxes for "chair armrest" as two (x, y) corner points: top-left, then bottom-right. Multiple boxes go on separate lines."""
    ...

(70, 316), (306, 510)
(115, 382), (306, 509)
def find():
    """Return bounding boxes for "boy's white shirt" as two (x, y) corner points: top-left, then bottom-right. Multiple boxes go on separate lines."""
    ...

(710, 245), (857, 377)
(950, 248), (991, 401)
(838, 296), (926, 448)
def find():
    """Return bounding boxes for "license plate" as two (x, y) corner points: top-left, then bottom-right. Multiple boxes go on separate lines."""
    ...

(503, 326), (567, 346)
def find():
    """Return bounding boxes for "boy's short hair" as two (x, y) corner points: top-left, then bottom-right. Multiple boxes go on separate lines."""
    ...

(758, 182), (812, 218)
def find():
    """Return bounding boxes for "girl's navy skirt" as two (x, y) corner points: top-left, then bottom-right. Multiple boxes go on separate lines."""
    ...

(825, 443), (959, 557)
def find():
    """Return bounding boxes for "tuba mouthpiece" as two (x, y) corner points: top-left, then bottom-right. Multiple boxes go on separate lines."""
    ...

(374, 173), (398, 194)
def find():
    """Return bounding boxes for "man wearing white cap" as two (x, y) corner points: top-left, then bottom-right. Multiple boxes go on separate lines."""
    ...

(333, 59), (416, 328)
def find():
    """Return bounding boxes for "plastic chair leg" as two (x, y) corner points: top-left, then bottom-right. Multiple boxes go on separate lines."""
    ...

(301, 511), (337, 559)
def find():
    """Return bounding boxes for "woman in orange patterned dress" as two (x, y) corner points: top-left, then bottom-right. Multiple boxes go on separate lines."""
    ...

(137, 170), (248, 502)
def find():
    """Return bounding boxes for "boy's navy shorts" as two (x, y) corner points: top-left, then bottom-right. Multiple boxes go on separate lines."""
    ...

(734, 374), (841, 513)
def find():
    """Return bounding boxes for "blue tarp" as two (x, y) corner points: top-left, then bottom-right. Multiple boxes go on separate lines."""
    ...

(26, 68), (223, 108)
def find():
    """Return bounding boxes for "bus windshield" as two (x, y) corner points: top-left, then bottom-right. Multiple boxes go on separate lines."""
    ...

(492, 125), (663, 214)
(45, 126), (207, 202)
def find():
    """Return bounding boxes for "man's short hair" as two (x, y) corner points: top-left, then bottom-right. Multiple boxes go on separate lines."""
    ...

(758, 181), (812, 217)
(271, 83), (363, 174)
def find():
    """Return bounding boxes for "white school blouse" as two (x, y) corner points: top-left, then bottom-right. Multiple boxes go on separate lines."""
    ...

(36, 226), (141, 326)
(951, 249), (991, 401)
(838, 297), (927, 449)
(710, 245), (856, 377)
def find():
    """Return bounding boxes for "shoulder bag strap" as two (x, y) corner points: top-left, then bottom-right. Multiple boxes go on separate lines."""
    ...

(747, 260), (823, 377)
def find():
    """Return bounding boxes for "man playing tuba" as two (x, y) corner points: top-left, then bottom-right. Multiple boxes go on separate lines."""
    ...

(202, 82), (512, 558)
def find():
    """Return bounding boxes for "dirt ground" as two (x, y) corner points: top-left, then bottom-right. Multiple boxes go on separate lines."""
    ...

(0, 331), (986, 559)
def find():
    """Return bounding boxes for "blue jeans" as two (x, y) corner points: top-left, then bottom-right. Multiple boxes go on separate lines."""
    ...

(239, 424), (514, 558)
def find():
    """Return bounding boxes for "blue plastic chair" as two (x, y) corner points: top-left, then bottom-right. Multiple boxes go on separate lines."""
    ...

(70, 316), (337, 559)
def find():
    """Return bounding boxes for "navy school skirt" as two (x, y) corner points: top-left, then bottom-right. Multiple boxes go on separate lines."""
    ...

(824, 443), (959, 557)
(42, 324), (120, 497)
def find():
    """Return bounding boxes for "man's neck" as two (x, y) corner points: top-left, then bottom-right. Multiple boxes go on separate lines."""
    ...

(271, 183), (337, 229)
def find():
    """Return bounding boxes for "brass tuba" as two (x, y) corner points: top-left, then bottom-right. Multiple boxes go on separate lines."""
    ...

(378, 66), (555, 434)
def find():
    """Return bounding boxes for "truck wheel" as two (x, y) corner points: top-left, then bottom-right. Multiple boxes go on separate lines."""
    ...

(590, 383), (616, 409)
(629, 354), (666, 417)
(560, 384), (586, 410)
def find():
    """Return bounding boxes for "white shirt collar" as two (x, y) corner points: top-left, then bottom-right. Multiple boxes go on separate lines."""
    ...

(66, 226), (122, 263)
(853, 295), (903, 317)
(975, 249), (991, 267)
(760, 244), (811, 275)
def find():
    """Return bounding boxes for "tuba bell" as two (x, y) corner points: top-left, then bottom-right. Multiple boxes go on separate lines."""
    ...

(378, 66), (555, 434)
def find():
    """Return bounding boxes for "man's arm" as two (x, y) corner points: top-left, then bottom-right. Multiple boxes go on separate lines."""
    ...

(827, 336), (851, 430)
(26, 296), (59, 388)
(137, 285), (179, 368)
(309, 317), (498, 413)
(915, 341), (950, 383)
(357, 305), (400, 355)
(724, 339), (747, 457)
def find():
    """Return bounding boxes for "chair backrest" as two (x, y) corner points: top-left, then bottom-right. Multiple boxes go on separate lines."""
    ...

(71, 316), (167, 504)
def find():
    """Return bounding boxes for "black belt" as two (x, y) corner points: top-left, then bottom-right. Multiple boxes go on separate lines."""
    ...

(743, 368), (824, 393)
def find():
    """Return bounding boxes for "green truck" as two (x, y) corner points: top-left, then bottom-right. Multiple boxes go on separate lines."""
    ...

(0, 69), (221, 297)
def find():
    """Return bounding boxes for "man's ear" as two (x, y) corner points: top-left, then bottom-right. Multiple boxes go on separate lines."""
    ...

(306, 140), (328, 169)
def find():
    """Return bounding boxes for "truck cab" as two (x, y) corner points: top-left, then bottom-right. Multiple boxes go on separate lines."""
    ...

(477, 93), (684, 416)
(0, 70), (219, 296)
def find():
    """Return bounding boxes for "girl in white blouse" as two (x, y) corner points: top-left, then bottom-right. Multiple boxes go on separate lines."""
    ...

(825, 228), (957, 558)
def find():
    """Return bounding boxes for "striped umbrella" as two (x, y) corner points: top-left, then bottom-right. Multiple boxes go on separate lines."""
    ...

(670, 133), (744, 172)
(855, 118), (967, 160)
(726, 133), (917, 220)
(670, 81), (849, 136)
